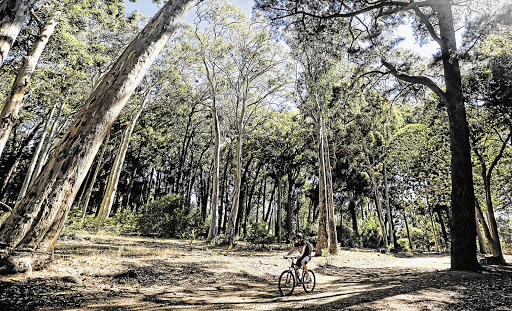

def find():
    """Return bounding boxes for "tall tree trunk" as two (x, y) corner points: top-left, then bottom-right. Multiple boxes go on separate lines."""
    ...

(264, 179), (275, 223)
(323, 128), (338, 255)
(31, 101), (65, 182)
(0, 13), (58, 158)
(315, 107), (329, 256)
(383, 164), (395, 248)
(0, 0), (38, 69)
(0, 121), (42, 198)
(364, 154), (388, 247)
(97, 92), (150, 224)
(81, 131), (110, 222)
(475, 214), (487, 255)
(472, 131), (511, 264)
(275, 171), (282, 242)
(402, 211), (413, 250)
(348, 191), (358, 236)
(434, 0), (479, 270)
(0, 0), (199, 274)
(286, 169), (294, 242)
(17, 102), (58, 200)
(225, 125), (243, 244)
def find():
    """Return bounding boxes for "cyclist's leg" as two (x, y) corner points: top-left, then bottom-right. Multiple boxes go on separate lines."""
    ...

(294, 258), (302, 281)
(301, 256), (311, 281)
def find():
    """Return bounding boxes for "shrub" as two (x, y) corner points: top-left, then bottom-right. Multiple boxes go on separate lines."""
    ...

(336, 224), (361, 248)
(247, 221), (275, 245)
(136, 194), (197, 238)
(360, 217), (384, 248)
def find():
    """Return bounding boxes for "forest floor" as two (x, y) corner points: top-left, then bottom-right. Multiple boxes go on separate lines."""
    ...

(1, 232), (512, 311)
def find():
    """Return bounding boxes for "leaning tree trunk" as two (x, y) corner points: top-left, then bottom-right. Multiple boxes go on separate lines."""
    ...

(0, 0), (38, 69)
(0, 13), (58, 158)
(0, 121), (42, 198)
(96, 91), (150, 224)
(81, 131), (110, 222)
(31, 101), (65, 183)
(0, 0), (199, 274)
(17, 102), (58, 201)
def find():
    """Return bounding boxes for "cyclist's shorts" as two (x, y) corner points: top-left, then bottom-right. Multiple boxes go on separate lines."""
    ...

(296, 255), (312, 267)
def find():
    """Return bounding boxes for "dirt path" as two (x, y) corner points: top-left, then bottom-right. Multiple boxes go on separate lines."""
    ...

(1, 233), (512, 310)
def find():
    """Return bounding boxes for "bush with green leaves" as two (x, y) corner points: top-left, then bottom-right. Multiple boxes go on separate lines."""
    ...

(336, 224), (361, 248)
(360, 216), (384, 248)
(247, 221), (275, 245)
(136, 194), (199, 238)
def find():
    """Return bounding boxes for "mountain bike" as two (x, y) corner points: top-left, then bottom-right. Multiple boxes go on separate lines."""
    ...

(278, 256), (316, 296)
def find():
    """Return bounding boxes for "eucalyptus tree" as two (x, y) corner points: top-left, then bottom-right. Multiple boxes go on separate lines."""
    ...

(192, 0), (246, 242)
(256, 0), (512, 270)
(0, 11), (58, 158)
(0, 0), (139, 205)
(0, 0), (38, 68)
(200, 4), (295, 245)
(0, 0), (199, 274)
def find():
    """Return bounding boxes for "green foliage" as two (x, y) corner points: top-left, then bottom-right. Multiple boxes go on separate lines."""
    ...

(246, 221), (275, 245)
(337, 224), (361, 248)
(360, 216), (383, 248)
(396, 238), (411, 252)
(136, 194), (200, 238)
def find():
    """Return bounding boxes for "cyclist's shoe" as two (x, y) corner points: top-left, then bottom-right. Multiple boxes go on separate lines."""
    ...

(304, 275), (311, 283)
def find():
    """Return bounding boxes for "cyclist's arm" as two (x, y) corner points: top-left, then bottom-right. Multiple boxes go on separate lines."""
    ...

(285, 247), (297, 257)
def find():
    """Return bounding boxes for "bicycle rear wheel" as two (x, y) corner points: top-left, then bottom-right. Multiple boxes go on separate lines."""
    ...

(302, 270), (316, 293)
(278, 270), (295, 296)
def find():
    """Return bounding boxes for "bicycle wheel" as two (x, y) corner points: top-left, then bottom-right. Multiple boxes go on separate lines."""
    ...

(302, 270), (316, 293)
(278, 270), (295, 296)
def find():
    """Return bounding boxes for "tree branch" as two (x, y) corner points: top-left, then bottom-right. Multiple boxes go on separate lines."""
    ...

(410, 4), (442, 46)
(271, 1), (433, 21)
(381, 59), (446, 101)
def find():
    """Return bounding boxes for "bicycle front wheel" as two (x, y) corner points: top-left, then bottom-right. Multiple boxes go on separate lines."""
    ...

(302, 270), (316, 293)
(278, 270), (295, 296)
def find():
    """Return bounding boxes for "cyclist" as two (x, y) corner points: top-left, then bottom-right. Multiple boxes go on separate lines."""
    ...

(284, 233), (312, 284)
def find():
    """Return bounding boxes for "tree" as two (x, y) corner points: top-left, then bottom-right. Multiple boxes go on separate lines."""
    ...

(0, 12), (59, 158)
(0, 0), (38, 67)
(254, 0), (512, 270)
(0, 0), (199, 274)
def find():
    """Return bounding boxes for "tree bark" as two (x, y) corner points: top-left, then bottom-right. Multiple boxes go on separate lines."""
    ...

(17, 102), (58, 201)
(225, 123), (244, 244)
(81, 131), (110, 222)
(0, 121), (42, 198)
(207, 107), (221, 241)
(434, 0), (479, 270)
(323, 128), (337, 255)
(383, 164), (395, 248)
(0, 0), (199, 274)
(96, 91), (150, 224)
(0, 0), (38, 69)
(315, 107), (329, 256)
(0, 13), (58, 158)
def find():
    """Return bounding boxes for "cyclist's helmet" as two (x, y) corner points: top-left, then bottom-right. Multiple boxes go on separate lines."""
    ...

(295, 233), (303, 239)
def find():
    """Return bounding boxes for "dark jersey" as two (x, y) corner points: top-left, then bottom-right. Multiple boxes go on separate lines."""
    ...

(294, 240), (311, 257)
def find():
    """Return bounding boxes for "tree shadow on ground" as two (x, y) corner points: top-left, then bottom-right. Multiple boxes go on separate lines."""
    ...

(1, 234), (512, 310)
